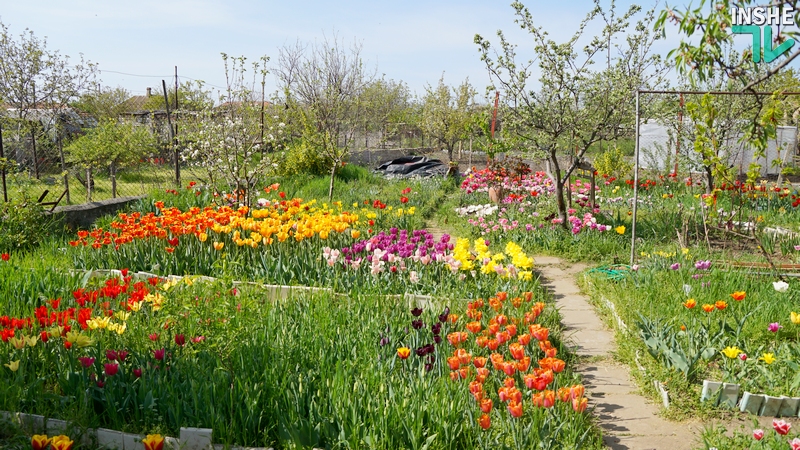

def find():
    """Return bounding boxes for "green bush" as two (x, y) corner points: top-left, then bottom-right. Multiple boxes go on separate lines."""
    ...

(0, 196), (62, 254)
(593, 146), (632, 178)
(276, 140), (332, 176)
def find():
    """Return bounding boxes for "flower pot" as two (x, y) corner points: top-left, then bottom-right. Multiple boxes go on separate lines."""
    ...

(719, 383), (740, 409)
(739, 391), (765, 415)
(701, 380), (723, 404)
(760, 395), (784, 417)
(779, 396), (800, 417)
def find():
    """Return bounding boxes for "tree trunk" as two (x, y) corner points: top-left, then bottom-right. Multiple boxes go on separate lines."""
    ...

(705, 166), (714, 194)
(30, 127), (40, 179)
(58, 132), (70, 204)
(547, 150), (569, 230)
(86, 167), (92, 202)
(328, 161), (337, 201)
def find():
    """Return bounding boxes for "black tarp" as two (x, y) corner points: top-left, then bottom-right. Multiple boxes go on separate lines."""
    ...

(375, 156), (448, 178)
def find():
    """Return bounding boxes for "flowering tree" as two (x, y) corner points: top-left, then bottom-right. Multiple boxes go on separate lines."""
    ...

(0, 21), (95, 179)
(179, 54), (283, 208)
(475, 0), (666, 227)
(420, 76), (476, 161)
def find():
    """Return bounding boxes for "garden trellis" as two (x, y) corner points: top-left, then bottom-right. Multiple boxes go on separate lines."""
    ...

(630, 89), (800, 265)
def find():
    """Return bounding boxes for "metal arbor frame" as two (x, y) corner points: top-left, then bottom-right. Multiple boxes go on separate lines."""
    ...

(629, 89), (800, 265)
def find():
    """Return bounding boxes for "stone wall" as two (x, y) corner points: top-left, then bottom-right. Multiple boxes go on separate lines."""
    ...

(51, 196), (145, 229)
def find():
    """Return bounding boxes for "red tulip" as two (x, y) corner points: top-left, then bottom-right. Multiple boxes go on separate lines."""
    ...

(104, 363), (119, 376)
(774, 419), (792, 435)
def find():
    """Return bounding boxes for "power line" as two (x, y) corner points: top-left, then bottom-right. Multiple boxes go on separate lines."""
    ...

(98, 69), (229, 91)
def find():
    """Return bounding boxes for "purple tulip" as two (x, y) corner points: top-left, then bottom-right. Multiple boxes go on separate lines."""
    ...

(768, 322), (782, 333)
(670, 263), (681, 270)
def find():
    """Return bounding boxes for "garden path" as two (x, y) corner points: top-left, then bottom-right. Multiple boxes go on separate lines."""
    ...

(535, 256), (696, 450)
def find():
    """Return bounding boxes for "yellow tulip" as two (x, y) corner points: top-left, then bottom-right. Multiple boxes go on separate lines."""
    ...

(791, 311), (800, 325)
(614, 225), (626, 235)
(759, 353), (776, 364)
(65, 331), (94, 348)
(4, 360), (19, 371)
(721, 346), (742, 359)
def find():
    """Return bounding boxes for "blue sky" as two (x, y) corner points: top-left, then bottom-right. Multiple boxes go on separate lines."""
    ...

(3, 0), (684, 100)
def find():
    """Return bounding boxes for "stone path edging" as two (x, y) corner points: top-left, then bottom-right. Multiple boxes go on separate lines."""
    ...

(534, 256), (695, 450)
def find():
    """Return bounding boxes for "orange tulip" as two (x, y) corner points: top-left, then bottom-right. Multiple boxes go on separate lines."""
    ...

(557, 387), (572, 403)
(516, 356), (531, 372)
(496, 291), (508, 302)
(503, 377), (516, 388)
(573, 397), (589, 412)
(523, 291), (533, 302)
(470, 380), (484, 396)
(447, 356), (461, 370)
(478, 413), (491, 430)
(480, 397), (493, 413)
(456, 348), (471, 365)
(475, 367), (490, 383)
(529, 324), (549, 341)
(508, 400), (524, 418)
(501, 362), (517, 376)
(545, 347), (558, 358)
(487, 339), (499, 351)
(505, 324), (517, 337)
(490, 353), (504, 368)
(473, 356), (487, 368)
(517, 333), (531, 345)
(570, 384), (585, 400)
(509, 343), (525, 360)
(397, 347), (411, 360)
(532, 390), (555, 408)
(213, 241), (225, 251)
(466, 321), (482, 333)
(715, 300), (728, 310)
(702, 304), (715, 313)
(731, 291), (746, 301)
(683, 298), (697, 309)
(475, 336), (489, 348)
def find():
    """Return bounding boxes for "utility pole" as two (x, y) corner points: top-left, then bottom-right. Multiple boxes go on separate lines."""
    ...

(162, 80), (179, 187)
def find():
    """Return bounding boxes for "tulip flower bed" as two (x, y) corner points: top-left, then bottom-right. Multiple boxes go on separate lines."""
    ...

(66, 195), (538, 297)
(0, 260), (602, 449)
(583, 253), (800, 410)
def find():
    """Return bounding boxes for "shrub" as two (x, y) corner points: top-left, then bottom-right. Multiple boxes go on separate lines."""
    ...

(0, 195), (61, 253)
(276, 140), (333, 176)
(593, 146), (632, 179)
